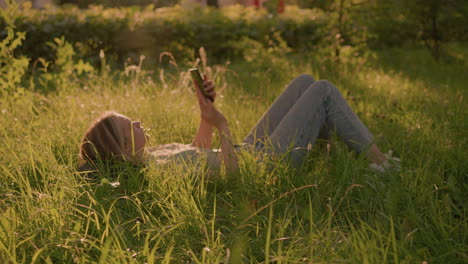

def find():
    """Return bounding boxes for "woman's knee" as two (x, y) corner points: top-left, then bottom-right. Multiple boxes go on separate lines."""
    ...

(309, 80), (338, 95)
(284, 74), (316, 95)
(293, 74), (315, 85)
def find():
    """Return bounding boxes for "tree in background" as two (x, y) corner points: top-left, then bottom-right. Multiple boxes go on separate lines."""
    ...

(206, 0), (218, 7)
(315, 0), (371, 63)
(405, 0), (468, 60)
(308, 0), (468, 61)
(368, 0), (468, 60)
(288, 0), (331, 10)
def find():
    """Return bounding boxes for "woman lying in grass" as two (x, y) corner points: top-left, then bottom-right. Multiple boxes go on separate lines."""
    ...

(78, 74), (399, 174)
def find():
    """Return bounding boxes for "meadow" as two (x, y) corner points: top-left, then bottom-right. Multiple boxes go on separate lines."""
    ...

(0, 4), (467, 264)
(1, 42), (467, 263)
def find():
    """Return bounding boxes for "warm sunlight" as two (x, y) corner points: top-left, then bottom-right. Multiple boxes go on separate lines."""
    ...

(0, 0), (466, 263)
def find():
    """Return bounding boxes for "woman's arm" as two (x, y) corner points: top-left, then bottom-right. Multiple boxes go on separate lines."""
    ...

(191, 78), (216, 148)
(191, 119), (213, 148)
(216, 121), (239, 174)
(192, 76), (239, 173)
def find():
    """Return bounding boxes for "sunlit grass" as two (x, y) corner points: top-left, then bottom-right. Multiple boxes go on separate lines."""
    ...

(0, 45), (466, 263)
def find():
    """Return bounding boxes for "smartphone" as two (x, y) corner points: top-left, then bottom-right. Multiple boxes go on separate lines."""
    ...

(189, 68), (214, 102)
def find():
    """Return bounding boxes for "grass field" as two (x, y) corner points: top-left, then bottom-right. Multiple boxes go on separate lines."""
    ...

(0, 44), (467, 263)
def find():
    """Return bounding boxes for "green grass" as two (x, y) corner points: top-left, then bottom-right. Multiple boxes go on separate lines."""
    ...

(0, 44), (466, 263)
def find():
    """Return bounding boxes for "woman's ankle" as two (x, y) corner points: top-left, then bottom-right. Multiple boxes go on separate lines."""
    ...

(367, 144), (386, 164)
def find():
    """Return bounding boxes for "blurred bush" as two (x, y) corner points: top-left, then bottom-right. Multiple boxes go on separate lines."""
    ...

(3, 2), (465, 69)
(60, 0), (180, 8)
(0, 1), (29, 96)
(2, 4), (327, 66)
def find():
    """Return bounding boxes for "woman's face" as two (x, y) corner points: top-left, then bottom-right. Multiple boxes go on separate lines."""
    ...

(115, 114), (148, 158)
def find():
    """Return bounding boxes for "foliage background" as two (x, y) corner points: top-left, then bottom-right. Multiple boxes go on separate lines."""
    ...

(0, 0), (467, 263)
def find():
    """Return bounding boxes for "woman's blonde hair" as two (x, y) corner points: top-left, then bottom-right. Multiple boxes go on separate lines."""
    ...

(78, 111), (133, 171)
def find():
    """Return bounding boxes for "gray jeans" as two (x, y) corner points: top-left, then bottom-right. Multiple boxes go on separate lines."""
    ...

(242, 74), (374, 166)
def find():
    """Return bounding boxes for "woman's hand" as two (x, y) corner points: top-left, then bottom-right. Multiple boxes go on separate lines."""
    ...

(193, 74), (216, 101)
(194, 76), (227, 129)
(201, 78), (216, 101)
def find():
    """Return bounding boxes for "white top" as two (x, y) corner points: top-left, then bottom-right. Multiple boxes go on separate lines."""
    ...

(145, 143), (221, 169)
